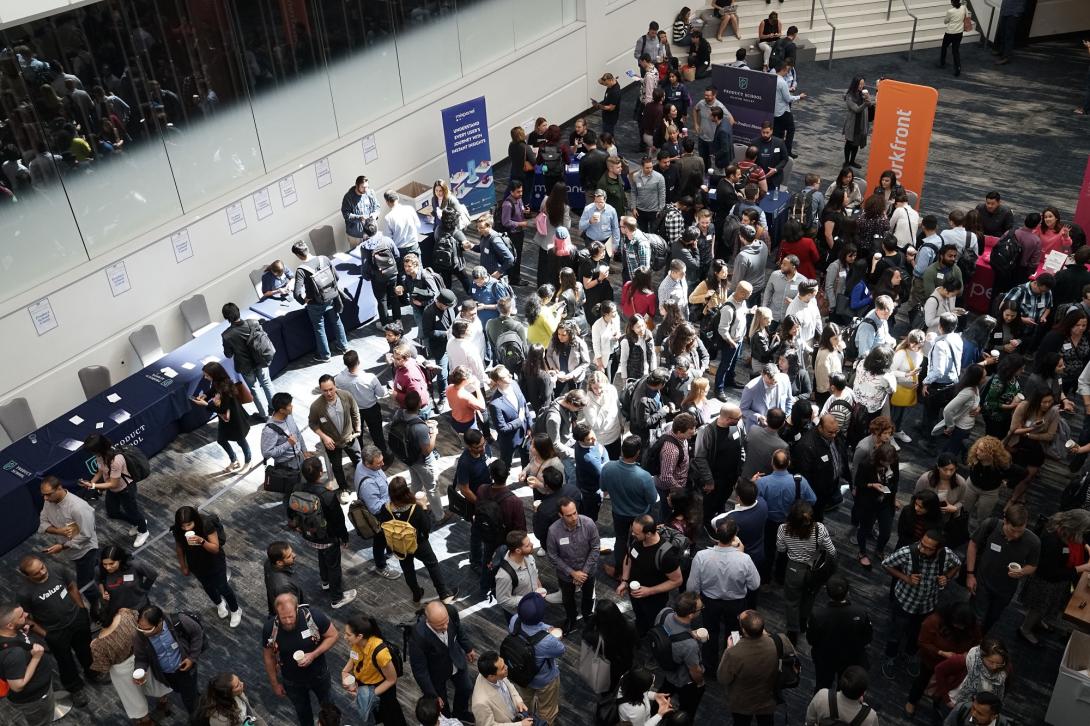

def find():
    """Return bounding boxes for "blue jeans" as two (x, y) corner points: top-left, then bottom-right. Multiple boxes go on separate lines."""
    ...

(305, 302), (348, 360)
(715, 342), (740, 391)
(355, 684), (379, 726)
(240, 367), (274, 417)
(217, 426), (252, 464)
(942, 426), (971, 460)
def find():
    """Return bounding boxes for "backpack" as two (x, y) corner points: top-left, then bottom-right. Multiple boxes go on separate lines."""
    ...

(909, 540), (948, 575)
(173, 611), (211, 654)
(203, 512), (227, 547)
(646, 233), (669, 271)
(842, 316), (876, 364)
(372, 639), (405, 678)
(699, 302), (726, 357)
(539, 145), (562, 171)
(620, 377), (643, 423)
(381, 504), (420, 559)
(654, 208), (672, 238)
(485, 544), (518, 603)
(1061, 467), (1090, 511)
(371, 243), (399, 280)
(245, 321), (277, 367)
(432, 232), (460, 272)
(500, 620), (549, 687)
(288, 488), (328, 541)
(265, 605), (320, 650)
(388, 417), (423, 465)
(825, 398), (854, 435)
(773, 632), (802, 700)
(646, 610), (692, 671)
(113, 445), (151, 484)
(769, 37), (789, 69)
(990, 229), (1022, 274)
(474, 490), (514, 543)
(957, 229), (979, 280)
(555, 232), (573, 257)
(789, 188), (817, 232)
(818, 689), (873, 726)
(301, 257), (341, 304)
(495, 329), (528, 372)
(641, 435), (677, 476)
(655, 525), (692, 578)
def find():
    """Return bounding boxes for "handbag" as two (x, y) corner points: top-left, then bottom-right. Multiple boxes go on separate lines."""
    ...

(263, 463), (300, 494)
(804, 527), (837, 591)
(578, 636), (612, 694)
(348, 501), (382, 539)
(234, 380), (254, 404)
(891, 351), (919, 407)
(963, 13), (973, 32)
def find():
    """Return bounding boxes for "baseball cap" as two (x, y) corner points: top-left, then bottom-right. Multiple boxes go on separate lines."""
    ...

(437, 289), (457, 306)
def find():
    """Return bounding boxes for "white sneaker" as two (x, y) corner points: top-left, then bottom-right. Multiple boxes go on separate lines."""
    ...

(133, 531), (149, 548)
(894, 430), (912, 443)
(376, 567), (402, 580)
(338, 491), (351, 505)
(128, 527), (139, 536)
(229, 609), (242, 628)
(217, 599), (229, 619)
(332, 589), (358, 609)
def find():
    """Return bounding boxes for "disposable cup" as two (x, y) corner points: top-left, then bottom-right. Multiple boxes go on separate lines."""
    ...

(692, 627), (709, 642)
(1008, 562), (1022, 572)
(184, 530), (197, 544)
(629, 580), (642, 592)
(132, 668), (146, 681)
(293, 650), (305, 663)
(343, 675), (355, 688)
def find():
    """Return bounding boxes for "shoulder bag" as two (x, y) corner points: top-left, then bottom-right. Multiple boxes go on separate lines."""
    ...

(578, 635), (612, 694)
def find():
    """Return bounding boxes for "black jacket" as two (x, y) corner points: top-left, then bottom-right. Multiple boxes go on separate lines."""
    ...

(806, 600), (872, 670)
(791, 429), (848, 505)
(422, 303), (455, 358)
(579, 149), (609, 193)
(133, 612), (204, 683)
(692, 420), (746, 490)
(753, 136), (788, 178)
(263, 560), (306, 615)
(408, 604), (473, 698)
(221, 320), (265, 374)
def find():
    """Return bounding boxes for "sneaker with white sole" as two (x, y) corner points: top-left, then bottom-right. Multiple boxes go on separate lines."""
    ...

(894, 430), (912, 443)
(133, 531), (149, 548)
(229, 609), (242, 628)
(332, 589), (357, 609)
(376, 567), (401, 580)
(128, 527), (139, 536)
(217, 600), (229, 619)
(338, 491), (351, 505)
(320, 582), (330, 590)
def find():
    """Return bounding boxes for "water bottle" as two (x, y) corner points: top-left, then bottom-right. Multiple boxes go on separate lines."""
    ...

(773, 187), (780, 202)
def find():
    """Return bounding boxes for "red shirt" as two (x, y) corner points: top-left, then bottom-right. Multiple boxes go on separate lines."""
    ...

(778, 237), (820, 279)
(621, 281), (657, 319)
(393, 358), (430, 408)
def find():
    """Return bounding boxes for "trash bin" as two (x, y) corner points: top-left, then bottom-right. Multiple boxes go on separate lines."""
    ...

(1046, 630), (1090, 726)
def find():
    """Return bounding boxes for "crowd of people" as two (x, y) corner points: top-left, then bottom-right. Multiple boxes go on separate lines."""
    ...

(5, 5), (1090, 726)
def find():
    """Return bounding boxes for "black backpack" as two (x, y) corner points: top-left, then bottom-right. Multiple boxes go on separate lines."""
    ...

(371, 242), (399, 280)
(773, 632), (801, 701)
(245, 321), (276, 367)
(646, 610), (691, 671)
(372, 639), (405, 678)
(288, 486), (329, 541)
(500, 620), (548, 687)
(474, 490), (513, 543)
(387, 417), (423, 465)
(495, 329), (527, 372)
(990, 229), (1022, 274)
(432, 232), (460, 273)
(646, 233), (669, 271)
(818, 689), (873, 726)
(842, 316), (876, 364)
(485, 544), (518, 603)
(769, 37), (790, 69)
(790, 188), (818, 233)
(957, 229), (980, 281)
(539, 145), (562, 171)
(113, 445), (151, 484)
(300, 257), (340, 304)
(641, 435), (677, 476)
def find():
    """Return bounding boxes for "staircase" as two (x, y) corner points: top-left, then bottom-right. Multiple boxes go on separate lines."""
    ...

(704, 0), (979, 65)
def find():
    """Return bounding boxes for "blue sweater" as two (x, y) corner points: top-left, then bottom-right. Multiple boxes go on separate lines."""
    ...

(600, 460), (657, 518)
(575, 443), (606, 495)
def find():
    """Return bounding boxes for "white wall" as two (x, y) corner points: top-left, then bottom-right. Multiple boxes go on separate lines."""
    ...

(1029, 0), (1090, 37)
(0, 0), (668, 425)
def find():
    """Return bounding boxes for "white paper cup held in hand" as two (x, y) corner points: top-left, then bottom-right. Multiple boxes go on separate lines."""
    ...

(343, 675), (355, 688)
(293, 650), (306, 663)
(1008, 562), (1022, 572)
(132, 668), (146, 681)
(184, 530), (197, 544)
(692, 627), (709, 642)
(629, 580), (641, 593)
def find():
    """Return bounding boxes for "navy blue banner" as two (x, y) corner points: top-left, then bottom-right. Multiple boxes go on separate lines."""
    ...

(710, 64), (778, 144)
(441, 96), (495, 215)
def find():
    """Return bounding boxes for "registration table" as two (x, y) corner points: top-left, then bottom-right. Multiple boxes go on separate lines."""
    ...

(1065, 572), (1090, 631)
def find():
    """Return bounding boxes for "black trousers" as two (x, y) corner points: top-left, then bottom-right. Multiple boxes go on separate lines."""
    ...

(508, 228), (526, 285)
(162, 666), (200, 715)
(631, 592), (669, 636)
(398, 539), (451, 601)
(360, 403), (386, 454)
(73, 548), (101, 605)
(940, 32), (963, 69)
(559, 577), (596, 624)
(701, 595), (748, 670)
(612, 515), (635, 572)
(440, 267), (474, 296)
(316, 543), (345, 600)
(327, 442), (360, 493)
(773, 111), (795, 154)
(45, 608), (93, 693)
(661, 680), (705, 718)
(371, 276), (401, 326)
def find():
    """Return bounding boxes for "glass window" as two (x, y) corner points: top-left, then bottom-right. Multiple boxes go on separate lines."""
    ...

(457, 0), (514, 75)
(392, 1), (462, 102)
(513, 0), (564, 47)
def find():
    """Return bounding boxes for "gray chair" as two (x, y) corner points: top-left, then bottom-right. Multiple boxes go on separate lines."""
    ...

(856, 179), (868, 199)
(180, 294), (218, 338)
(129, 325), (164, 367)
(249, 268), (265, 299)
(0, 397), (36, 442)
(309, 225), (337, 257)
(78, 366), (112, 400)
(905, 190), (919, 209)
(733, 143), (748, 164)
(0, 426), (11, 449)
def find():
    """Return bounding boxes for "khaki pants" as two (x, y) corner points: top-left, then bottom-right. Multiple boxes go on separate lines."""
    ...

(515, 677), (560, 726)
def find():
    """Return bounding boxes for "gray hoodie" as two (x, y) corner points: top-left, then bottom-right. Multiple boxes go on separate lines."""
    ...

(732, 241), (768, 298)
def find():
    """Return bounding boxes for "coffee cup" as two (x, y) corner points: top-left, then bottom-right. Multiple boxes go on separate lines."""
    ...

(536, 587), (548, 596)
(343, 675), (355, 688)
(990, 350), (1000, 358)
(592, 212), (601, 223)
(184, 530), (197, 544)
(692, 627), (709, 643)
(415, 492), (427, 505)
(873, 252), (882, 260)
(293, 650), (306, 663)
(1008, 562), (1022, 573)
(629, 580), (642, 593)
(132, 668), (146, 682)
(549, 627), (564, 638)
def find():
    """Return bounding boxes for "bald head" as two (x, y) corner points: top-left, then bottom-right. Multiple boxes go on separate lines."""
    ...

(718, 403), (742, 425)
(818, 414), (839, 439)
(425, 601), (450, 633)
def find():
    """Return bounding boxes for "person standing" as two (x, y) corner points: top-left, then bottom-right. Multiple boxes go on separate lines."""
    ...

(470, 651), (532, 726)
(993, 0), (1026, 65)
(38, 476), (100, 618)
(805, 667), (879, 726)
(133, 605), (205, 717)
(493, 530), (544, 619)
(79, 433), (149, 548)
(291, 240), (348, 363)
(309, 374), (362, 503)
(383, 190), (422, 259)
(599, 435), (658, 577)
(342, 175), (380, 248)
(841, 77), (874, 169)
(423, 289), (458, 403)
(940, 1), (969, 76)
(380, 477), (459, 605)
(97, 545), (158, 624)
(776, 501), (837, 643)
(506, 593), (565, 726)
(487, 366), (531, 470)
(652, 593), (706, 716)
(773, 62), (805, 156)
(0, 602), (57, 725)
(196, 672), (268, 726)
(756, 449), (816, 570)
(691, 87), (728, 170)
(792, 415), (849, 521)
(391, 390), (446, 521)
(335, 350), (388, 456)
(291, 457), (357, 609)
(594, 73), (622, 135)
(630, 156), (666, 234)
(718, 610), (794, 726)
(170, 507), (243, 628)
(807, 577), (874, 692)
(16, 556), (95, 707)
(616, 515), (685, 635)
(546, 499), (600, 633)
(354, 446), (402, 582)
(261, 392), (312, 488)
(263, 541), (307, 615)
(408, 602), (478, 723)
(220, 302), (276, 421)
(262, 593), (340, 726)
(965, 504), (1040, 632)
(688, 518), (760, 670)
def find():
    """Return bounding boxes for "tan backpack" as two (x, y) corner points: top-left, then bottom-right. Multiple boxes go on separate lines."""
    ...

(381, 504), (419, 559)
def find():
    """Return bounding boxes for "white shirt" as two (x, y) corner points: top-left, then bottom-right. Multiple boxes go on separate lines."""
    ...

(890, 204), (920, 249)
(447, 337), (487, 387)
(333, 368), (387, 409)
(785, 296), (822, 348)
(384, 202), (421, 249)
(591, 316), (621, 366)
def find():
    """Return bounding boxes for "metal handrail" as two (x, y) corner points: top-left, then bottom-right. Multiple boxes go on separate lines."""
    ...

(887, 0), (919, 59)
(809, 0), (836, 68)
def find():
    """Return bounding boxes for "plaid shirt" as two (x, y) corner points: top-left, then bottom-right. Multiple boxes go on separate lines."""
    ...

(1002, 281), (1052, 324)
(663, 205), (686, 245)
(883, 545), (962, 614)
(622, 232), (651, 273)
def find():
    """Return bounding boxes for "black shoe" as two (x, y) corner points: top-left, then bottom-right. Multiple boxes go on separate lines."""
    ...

(70, 689), (89, 707)
(563, 620), (578, 635)
(715, 388), (728, 401)
(954, 68), (961, 77)
(849, 161), (862, 170)
(789, 152), (798, 159)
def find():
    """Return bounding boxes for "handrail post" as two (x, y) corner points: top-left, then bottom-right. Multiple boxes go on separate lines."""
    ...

(810, 0), (816, 30)
(910, 19), (917, 59)
(987, 7), (996, 47)
(887, 0), (893, 21)
(828, 28), (835, 69)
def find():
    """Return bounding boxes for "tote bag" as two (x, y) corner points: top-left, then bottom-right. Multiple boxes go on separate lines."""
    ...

(578, 636), (612, 694)
(890, 351), (919, 407)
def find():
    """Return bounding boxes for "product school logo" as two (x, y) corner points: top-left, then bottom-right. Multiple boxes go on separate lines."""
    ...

(84, 456), (99, 477)
(737, 77), (749, 91)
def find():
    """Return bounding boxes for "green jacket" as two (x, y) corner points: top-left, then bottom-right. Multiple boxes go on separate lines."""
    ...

(597, 172), (627, 218)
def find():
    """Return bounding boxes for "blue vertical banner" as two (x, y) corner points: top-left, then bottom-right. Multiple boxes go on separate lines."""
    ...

(441, 96), (495, 216)
(710, 64), (778, 143)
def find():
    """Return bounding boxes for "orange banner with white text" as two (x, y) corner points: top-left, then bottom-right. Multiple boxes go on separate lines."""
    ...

(865, 80), (939, 210)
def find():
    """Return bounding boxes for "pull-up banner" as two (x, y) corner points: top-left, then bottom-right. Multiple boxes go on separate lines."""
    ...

(710, 64), (777, 143)
(865, 79), (938, 209)
(441, 96), (495, 216)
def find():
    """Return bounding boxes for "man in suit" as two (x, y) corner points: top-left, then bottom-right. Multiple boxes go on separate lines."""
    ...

(807, 578), (874, 693)
(308, 374), (361, 503)
(408, 601), (478, 723)
(740, 407), (787, 482)
(791, 415), (849, 521)
(486, 365), (531, 470)
(471, 651), (531, 726)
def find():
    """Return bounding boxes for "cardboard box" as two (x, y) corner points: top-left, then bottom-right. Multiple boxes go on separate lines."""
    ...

(397, 181), (431, 213)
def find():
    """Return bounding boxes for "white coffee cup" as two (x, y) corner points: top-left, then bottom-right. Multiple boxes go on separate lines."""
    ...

(692, 627), (709, 643)
(343, 675), (355, 688)
(293, 650), (306, 663)
(132, 668), (146, 681)
(415, 492), (427, 504)
(873, 252), (882, 260)
(184, 530), (197, 544)
(629, 580), (642, 593)
(536, 587), (548, 596)
(1008, 562), (1022, 573)
(990, 350), (1000, 358)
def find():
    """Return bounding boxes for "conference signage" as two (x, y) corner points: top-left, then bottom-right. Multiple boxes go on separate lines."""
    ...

(1075, 155), (1090, 234)
(440, 96), (495, 216)
(866, 79), (939, 210)
(709, 64), (777, 143)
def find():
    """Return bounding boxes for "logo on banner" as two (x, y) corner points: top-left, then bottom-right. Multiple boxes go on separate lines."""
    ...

(865, 79), (938, 209)
(84, 456), (99, 476)
(738, 77), (749, 91)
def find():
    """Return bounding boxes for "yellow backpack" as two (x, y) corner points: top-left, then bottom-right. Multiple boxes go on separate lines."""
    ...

(381, 504), (419, 559)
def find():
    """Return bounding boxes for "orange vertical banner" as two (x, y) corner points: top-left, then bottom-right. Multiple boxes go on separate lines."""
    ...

(865, 80), (939, 210)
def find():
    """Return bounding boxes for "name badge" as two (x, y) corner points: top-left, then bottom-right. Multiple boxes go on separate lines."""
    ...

(351, 651), (360, 660)
(839, 270), (847, 279)
(560, 537), (570, 546)
(1063, 546), (1071, 554)
(794, 433), (801, 441)
(170, 641), (178, 650)
(320, 417), (328, 423)
(123, 574), (135, 583)
(630, 547), (640, 559)
(993, 332), (1004, 339)
(774, 148), (781, 153)
(732, 430), (740, 440)
(936, 273), (944, 280)
(300, 628), (312, 639)
(820, 454), (829, 462)
(1064, 343), (1073, 351)
(789, 285), (798, 293)
(989, 542), (1002, 553)
(60, 589), (67, 599)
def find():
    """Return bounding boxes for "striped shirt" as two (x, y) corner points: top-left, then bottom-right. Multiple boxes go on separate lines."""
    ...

(776, 523), (836, 566)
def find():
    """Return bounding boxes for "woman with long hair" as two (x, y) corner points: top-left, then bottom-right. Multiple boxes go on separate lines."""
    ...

(896, 489), (945, 550)
(546, 319), (591, 394)
(1022, 351), (1074, 412)
(854, 345), (898, 427)
(616, 314), (658, 386)
(940, 364), (985, 459)
(1019, 509), (1090, 643)
(980, 353), (1024, 438)
(993, 300), (1026, 353)
(585, 600), (637, 695)
(170, 506), (241, 626)
(521, 343), (555, 411)
(874, 170), (903, 212)
(914, 453), (967, 522)
(1006, 387), (1060, 503)
(508, 125), (534, 190)
(519, 433), (564, 491)
(655, 299), (686, 349)
(664, 322), (710, 378)
(341, 615), (407, 726)
(773, 316), (812, 400)
(857, 193), (891, 243)
(680, 377), (718, 429)
(748, 306), (775, 373)
(964, 436), (1021, 524)
(778, 219), (820, 280)
(842, 77), (874, 169)
(820, 188), (849, 260)
(871, 267), (903, 306)
(1039, 308), (1090, 393)
(853, 442), (899, 568)
(191, 361), (251, 472)
(1035, 205), (1072, 258)
(79, 433), (149, 548)
(535, 181), (571, 287)
(939, 0), (969, 76)
(554, 266), (588, 333)
(196, 673), (266, 726)
(783, 399), (815, 444)
(906, 601), (981, 716)
(689, 259), (731, 316)
(673, 6), (693, 46)
(826, 244), (859, 322)
(948, 638), (1010, 709)
(586, 370), (624, 460)
(960, 315), (997, 369)
(98, 545), (157, 624)
(378, 477), (456, 604)
(826, 167), (864, 210)
(777, 500), (837, 643)
(621, 266), (658, 321)
(890, 330), (925, 439)
(445, 365), (486, 434)
(525, 284), (564, 347)
(617, 668), (674, 726)
(813, 323), (844, 408)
